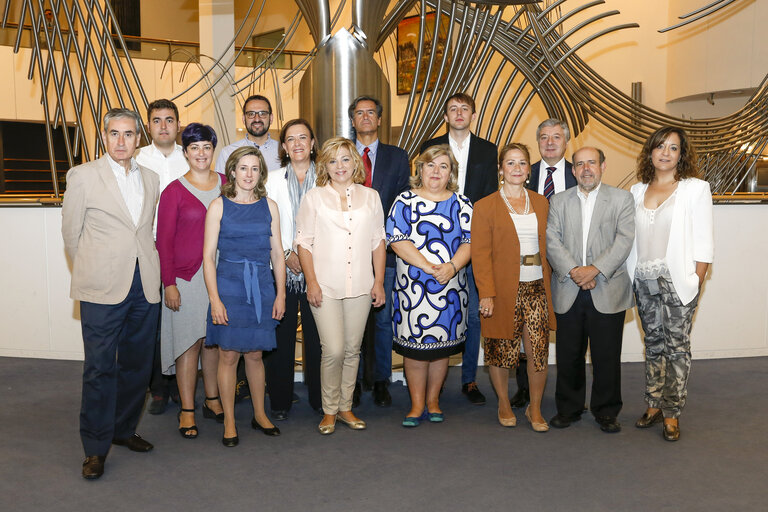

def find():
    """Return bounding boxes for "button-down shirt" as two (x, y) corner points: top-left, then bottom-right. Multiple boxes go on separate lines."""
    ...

(448, 133), (471, 195)
(106, 155), (143, 226)
(135, 142), (188, 194)
(294, 183), (385, 299)
(535, 157), (567, 195)
(215, 134), (281, 175)
(355, 138), (379, 181)
(576, 182), (601, 265)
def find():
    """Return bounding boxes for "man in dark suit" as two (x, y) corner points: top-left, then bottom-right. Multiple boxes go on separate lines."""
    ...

(349, 96), (411, 407)
(62, 108), (161, 479)
(546, 146), (635, 434)
(420, 92), (498, 405)
(513, 118), (577, 408)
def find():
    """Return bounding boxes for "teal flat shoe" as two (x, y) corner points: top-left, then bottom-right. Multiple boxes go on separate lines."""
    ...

(402, 416), (421, 427)
(428, 412), (444, 423)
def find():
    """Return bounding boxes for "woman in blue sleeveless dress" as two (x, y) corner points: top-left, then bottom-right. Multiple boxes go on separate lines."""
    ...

(203, 146), (286, 447)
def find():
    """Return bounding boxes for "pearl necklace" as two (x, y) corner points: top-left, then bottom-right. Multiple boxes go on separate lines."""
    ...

(500, 187), (530, 215)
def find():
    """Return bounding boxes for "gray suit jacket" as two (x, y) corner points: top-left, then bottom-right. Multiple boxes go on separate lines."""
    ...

(545, 184), (635, 314)
(61, 156), (161, 305)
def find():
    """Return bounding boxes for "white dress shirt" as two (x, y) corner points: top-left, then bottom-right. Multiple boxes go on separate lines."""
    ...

(215, 134), (281, 175)
(535, 157), (567, 195)
(448, 133), (471, 195)
(576, 183), (601, 265)
(135, 142), (188, 194)
(106, 155), (143, 227)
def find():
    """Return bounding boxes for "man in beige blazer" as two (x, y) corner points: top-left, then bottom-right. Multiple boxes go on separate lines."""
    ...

(546, 146), (634, 434)
(62, 108), (161, 480)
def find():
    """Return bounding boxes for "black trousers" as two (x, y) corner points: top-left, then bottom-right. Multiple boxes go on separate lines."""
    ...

(264, 288), (322, 412)
(554, 289), (625, 419)
(79, 264), (159, 456)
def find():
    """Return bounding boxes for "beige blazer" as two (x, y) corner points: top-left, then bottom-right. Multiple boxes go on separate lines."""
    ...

(61, 156), (161, 305)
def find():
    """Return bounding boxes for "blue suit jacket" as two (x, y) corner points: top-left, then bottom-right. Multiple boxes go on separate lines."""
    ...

(527, 160), (576, 194)
(362, 141), (411, 267)
(420, 133), (498, 205)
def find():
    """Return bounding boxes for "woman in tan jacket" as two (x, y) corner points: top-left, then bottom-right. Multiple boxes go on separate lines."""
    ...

(471, 143), (556, 432)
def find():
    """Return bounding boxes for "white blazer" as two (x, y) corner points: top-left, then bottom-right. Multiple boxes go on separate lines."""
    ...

(626, 178), (714, 305)
(265, 167), (294, 253)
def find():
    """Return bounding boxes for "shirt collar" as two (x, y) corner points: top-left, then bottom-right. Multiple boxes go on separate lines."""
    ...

(245, 133), (275, 149)
(576, 182), (601, 201)
(106, 154), (139, 175)
(543, 157), (566, 170)
(448, 132), (472, 150)
(149, 142), (183, 158)
(355, 138), (379, 155)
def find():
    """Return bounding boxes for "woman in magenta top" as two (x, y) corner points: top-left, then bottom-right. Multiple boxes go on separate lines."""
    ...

(157, 123), (226, 438)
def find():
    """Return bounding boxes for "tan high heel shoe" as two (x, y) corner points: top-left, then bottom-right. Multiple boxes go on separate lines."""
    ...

(525, 406), (549, 432)
(498, 408), (517, 427)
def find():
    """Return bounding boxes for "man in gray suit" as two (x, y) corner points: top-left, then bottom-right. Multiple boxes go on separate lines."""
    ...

(62, 108), (161, 479)
(545, 146), (634, 433)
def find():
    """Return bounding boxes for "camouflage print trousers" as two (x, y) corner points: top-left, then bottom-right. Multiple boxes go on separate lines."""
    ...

(634, 276), (698, 419)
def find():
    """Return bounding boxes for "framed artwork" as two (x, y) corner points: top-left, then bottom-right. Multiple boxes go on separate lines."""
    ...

(396, 13), (451, 95)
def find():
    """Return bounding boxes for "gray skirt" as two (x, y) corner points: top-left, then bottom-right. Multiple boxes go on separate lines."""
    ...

(160, 265), (208, 375)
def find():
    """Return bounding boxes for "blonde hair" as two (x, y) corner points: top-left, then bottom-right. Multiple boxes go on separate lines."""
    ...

(221, 146), (268, 199)
(316, 137), (366, 187)
(411, 144), (459, 192)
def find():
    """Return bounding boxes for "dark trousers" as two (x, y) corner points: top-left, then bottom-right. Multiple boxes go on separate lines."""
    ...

(79, 265), (159, 456)
(359, 265), (395, 385)
(554, 290), (625, 419)
(264, 288), (322, 412)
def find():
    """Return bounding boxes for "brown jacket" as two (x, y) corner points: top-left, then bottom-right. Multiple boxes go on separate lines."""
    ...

(471, 190), (556, 338)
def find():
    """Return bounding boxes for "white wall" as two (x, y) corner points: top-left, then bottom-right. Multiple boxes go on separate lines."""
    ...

(2, 204), (766, 362)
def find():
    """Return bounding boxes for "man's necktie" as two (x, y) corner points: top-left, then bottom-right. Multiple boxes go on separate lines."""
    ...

(363, 147), (373, 187)
(543, 166), (556, 201)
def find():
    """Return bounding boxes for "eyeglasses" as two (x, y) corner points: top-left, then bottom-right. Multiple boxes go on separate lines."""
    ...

(244, 110), (270, 119)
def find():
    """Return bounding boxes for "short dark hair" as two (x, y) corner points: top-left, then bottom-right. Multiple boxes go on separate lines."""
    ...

(443, 92), (476, 115)
(278, 118), (316, 166)
(636, 126), (699, 184)
(243, 94), (272, 115)
(146, 99), (179, 123)
(181, 123), (217, 151)
(348, 96), (383, 120)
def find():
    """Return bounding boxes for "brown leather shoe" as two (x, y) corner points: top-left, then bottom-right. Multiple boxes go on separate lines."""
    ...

(635, 409), (663, 428)
(663, 422), (680, 442)
(82, 455), (106, 480)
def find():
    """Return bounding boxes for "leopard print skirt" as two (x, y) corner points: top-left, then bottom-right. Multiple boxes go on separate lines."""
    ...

(483, 279), (549, 371)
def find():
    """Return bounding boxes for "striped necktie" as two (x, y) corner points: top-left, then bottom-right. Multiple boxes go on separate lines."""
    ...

(543, 166), (556, 201)
(363, 147), (373, 187)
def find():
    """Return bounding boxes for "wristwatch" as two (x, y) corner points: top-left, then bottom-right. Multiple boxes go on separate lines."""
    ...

(284, 249), (292, 260)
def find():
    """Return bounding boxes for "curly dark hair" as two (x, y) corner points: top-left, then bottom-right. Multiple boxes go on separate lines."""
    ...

(636, 126), (699, 183)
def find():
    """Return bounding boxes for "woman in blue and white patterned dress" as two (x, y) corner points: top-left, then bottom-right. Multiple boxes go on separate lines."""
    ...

(386, 144), (472, 427)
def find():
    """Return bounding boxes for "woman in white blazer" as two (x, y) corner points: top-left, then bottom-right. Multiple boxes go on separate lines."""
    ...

(626, 126), (714, 442)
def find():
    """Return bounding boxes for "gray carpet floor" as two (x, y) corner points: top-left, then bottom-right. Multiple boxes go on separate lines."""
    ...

(1, 356), (766, 511)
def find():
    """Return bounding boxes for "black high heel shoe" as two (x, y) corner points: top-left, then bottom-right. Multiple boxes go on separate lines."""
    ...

(178, 408), (198, 439)
(203, 396), (225, 423)
(251, 417), (281, 436)
(222, 427), (239, 447)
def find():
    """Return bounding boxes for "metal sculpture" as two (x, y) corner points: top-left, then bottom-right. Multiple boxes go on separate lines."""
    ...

(3, 0), (766, 196)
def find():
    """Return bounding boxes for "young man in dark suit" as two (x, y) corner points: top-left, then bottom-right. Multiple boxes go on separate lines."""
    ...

(512, 118), (577, 408)
(420, 92), (499, 405)
(349, 95), (411, 407)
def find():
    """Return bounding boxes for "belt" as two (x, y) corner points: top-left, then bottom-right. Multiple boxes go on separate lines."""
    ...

(520, 253), (542, 266)
(223, 258), (267, 323)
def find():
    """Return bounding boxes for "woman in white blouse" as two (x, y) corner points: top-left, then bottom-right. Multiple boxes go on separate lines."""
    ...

(626, 126), (714, 442)
(295, 137), (386, 434)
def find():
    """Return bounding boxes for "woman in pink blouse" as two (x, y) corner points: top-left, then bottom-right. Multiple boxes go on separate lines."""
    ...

(295, 137), (386, 435)
(157, 123), (226, 438)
